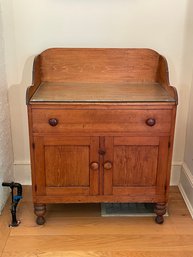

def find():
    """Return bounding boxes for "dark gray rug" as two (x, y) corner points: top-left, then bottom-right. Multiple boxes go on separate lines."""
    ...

(101, 203), (168, 217)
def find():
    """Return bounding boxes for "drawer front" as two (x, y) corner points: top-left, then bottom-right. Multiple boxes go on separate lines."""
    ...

(31, 109), (172, 134)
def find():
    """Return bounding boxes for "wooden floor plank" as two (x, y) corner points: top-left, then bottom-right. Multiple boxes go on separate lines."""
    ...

(1, 186), (193, 257)
(0, 199), (11, 256)
(1, 251), (112, 257)
(2, 251), (193, 257)
(111, 252), (193, 257)
(10, 216), (177, 236)
(3, 234), (193, 252)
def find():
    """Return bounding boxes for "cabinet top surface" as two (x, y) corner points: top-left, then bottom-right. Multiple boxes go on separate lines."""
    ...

(30, 82), (175, 103)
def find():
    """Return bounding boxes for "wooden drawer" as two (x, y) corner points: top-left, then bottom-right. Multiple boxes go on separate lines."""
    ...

(31, 109), (172, 134)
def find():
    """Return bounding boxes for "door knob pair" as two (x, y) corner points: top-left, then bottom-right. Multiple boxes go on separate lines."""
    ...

(90, 161), (112, 170)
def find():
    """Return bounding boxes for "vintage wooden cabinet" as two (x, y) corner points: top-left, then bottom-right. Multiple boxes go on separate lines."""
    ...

(26, 48), (178, 225)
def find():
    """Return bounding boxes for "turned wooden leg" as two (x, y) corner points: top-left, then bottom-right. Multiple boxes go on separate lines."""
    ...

(34, 204), (46, 225)
(154, 203), (166, 224)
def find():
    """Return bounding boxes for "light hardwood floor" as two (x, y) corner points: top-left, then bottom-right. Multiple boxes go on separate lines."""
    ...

(0, 186), (193, 257)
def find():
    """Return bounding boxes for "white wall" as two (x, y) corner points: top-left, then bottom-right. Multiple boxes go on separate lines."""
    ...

(178, 0), (193, 218)
(179, 0), (193, 167)
(184, 79), (193, 174)
(2, 0), (192, 184)
(0, 1), (14, 213)
(183, 0), (193, 174)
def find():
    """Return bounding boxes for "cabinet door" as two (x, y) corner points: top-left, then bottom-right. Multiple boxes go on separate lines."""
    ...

(33, 136), (99, 196)
(103, 136), (169, 197)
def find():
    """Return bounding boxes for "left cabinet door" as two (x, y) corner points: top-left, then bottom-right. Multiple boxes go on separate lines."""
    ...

(33, 136), (99, 196)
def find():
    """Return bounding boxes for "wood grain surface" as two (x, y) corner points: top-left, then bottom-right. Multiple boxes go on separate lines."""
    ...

(26, 48), (178, 104)
(40, 48), (159, 83)
(31, 108), (173, 134)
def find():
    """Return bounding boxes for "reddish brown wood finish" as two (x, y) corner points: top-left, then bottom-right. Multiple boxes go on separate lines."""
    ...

(26, 55), (41, 104)
(26, 48), (177, 224)
(40, 48), (160, 83)
(31, 109), (173, 134)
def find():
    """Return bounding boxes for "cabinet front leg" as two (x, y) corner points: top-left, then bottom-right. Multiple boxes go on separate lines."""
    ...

(154, 203), (166, 224)
(34, 204), (46, 225)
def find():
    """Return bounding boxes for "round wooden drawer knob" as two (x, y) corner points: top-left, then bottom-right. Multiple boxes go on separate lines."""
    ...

(103, 161), (113, 170)
(146, 118), (156, 126)
(90, 162), (99, 170)
(48, 118), (58, 127)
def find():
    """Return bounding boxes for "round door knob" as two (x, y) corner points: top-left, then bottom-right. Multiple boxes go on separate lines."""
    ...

(103, 161), (113, 170)
(90, 162), (99, 170)
(48, 118), (58, 127)
(146, 118), (156, 127)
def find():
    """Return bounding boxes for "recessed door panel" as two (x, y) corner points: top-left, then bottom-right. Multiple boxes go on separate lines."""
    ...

(45, 145), (90, 187)
(33, 136), (99, 196)
(113, 145), (158, 186)
(103, 136), (169, 196)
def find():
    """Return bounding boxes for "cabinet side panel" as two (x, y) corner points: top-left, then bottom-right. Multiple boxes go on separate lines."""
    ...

(34, 137), (46, 195)
(27, 106), (36, 196)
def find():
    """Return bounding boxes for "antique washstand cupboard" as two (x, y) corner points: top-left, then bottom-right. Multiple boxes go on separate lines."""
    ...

(26, 48), (178, 225)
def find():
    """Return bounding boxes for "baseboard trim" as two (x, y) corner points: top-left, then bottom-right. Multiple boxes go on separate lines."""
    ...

(179, 183), (193, 219)
(170, 161), (182, 185)
(13, 161), (31, 185)
(181, 162), (193, 187)
(0, 188), (10, 215)
(179, 162), (193, 219)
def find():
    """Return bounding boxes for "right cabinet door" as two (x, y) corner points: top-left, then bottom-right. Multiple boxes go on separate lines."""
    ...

(103, 136), (170, 201)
